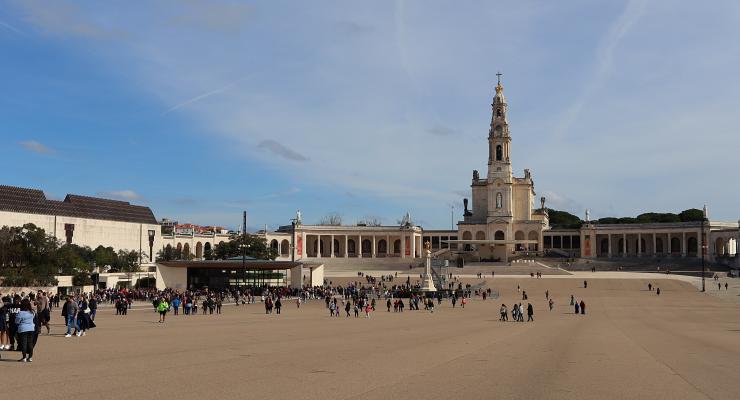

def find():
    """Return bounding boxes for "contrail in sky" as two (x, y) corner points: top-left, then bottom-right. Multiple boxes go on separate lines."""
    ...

(0, 21), (25, 36)
(161, 76), (251, 115)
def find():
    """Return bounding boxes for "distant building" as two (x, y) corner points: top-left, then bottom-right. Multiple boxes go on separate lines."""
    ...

(0, 185), (160, 263)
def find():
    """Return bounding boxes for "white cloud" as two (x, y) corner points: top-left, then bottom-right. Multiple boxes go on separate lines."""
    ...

(98, 190), (142, 201)
(18, 140), (55, 154)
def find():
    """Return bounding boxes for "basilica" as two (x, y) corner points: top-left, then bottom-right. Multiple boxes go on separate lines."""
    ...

(455, 77), (548, 261)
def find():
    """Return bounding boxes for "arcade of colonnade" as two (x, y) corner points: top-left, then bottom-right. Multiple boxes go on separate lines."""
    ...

(161, 233), (231, 260)
(583, 223), (739, 262)
(267, 227), (424, 261)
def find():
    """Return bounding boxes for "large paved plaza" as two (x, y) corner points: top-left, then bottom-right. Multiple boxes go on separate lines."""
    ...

(2, 276), (739, 400)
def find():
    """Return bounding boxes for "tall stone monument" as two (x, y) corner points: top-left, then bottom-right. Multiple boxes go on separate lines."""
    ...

(420, 241), (437, 292)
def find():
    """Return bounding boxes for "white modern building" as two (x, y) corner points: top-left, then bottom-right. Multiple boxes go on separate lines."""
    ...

(0, 185), (161, 262)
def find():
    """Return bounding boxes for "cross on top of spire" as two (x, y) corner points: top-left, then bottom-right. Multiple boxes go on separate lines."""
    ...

(496, 71), (502, 85)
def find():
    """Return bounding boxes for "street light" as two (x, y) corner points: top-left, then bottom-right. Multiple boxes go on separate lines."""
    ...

(701, 205), (707, 292)
(242, 211), (248, 288)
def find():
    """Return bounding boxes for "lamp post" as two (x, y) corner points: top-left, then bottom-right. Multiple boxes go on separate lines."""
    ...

(242, 211), (247, 288)
(701, 205), (707, 292)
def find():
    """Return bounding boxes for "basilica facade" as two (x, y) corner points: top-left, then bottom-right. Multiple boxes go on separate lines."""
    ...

(456, 79), (548, 261)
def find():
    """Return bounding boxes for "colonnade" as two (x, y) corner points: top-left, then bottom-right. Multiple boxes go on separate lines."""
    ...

(595, 231), (701, 258)
(303, 233), (422, 259)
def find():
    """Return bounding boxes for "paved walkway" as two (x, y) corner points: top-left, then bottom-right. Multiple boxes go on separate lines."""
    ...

(2, 277), (738, 400)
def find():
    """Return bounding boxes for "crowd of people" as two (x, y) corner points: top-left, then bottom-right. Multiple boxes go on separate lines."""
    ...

(0, 269), (601, 363)
(0, 290), (94, 362)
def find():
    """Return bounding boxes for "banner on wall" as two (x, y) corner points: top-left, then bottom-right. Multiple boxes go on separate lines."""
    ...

(584, 235), (591, 257)
(405, 237), (411, 256)
(297, 235), (303, 256)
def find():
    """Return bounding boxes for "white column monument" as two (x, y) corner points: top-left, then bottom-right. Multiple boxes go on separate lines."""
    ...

(420, 241), (437, 292)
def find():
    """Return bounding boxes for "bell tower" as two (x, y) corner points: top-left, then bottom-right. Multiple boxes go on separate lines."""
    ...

(488, 73), (512, 180)
(487, 73), (514, 220)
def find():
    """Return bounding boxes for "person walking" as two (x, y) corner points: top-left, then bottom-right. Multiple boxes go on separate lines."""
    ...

(88, 296), (98, 321)
(36, 291), (51, 334)
(275, 297), (282, 315)
(574, 301), (580, 314)
(6, 295), (21, 350)
(63, 296), (78, 338)
(157, 297), (169, 323)
(171, 297), (181, 316)
(656, 288), (661, 296)
(648, 283), (652, 291)
(15, 300), (36, 362)
(579, 300), (586, 315)
(0, 296), (9, 350)
(76, 297), (95, 336)
(527, 303), (534, 322)
(548, 298), (554, 311)
(500, 304), (508, 321)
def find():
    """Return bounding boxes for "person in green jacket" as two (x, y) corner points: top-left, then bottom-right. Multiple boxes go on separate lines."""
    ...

(157, 297), (169, 323)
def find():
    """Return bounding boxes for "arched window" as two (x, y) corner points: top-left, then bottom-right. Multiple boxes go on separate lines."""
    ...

(600, 239), (609, 255)
(496, 145), (502, 161)
(688, 237), (698, 254)
(496, 192), (503, 209)
(280, 240), (289, 255)
(378, 239), (387, 254)
(715, 238), (725, 255)
(494, 231), (505, 240)
(462, 231), (472, 252)
(496, 108), (502, 117)
(670, 237), (680, 254)
(475, 231), (486, 240)
(655, 238), (663, 253)
(361, 239), (372, 255)
(348, 239), (356, 255)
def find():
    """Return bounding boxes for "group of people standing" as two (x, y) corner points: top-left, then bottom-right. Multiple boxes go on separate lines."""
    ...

(62, 294), (98, 337)
(499, 303), (534, 322)
(1, 290), (57, 362)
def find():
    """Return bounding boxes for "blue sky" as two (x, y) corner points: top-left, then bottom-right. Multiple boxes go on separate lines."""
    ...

(2, 0), (740, 230)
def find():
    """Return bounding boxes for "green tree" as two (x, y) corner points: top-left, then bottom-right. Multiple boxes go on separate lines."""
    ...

(93, 246), (116, 271)
(212, 235), (278, 260)
(0, 224), (59, 286)
(56, 244), (89, 275)
(679, 208), (705, 222)
(547, 209), (583, 229)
